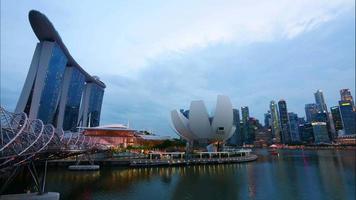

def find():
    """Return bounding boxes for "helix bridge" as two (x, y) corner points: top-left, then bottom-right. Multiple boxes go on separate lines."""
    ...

(0, 106), (102, 194)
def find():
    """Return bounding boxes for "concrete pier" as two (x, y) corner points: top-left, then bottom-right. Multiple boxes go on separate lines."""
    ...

(68, 165), (100, 171)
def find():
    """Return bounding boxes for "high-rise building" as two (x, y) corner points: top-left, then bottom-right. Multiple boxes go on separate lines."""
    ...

(241, 106), (250, 144)
(15, 10), (105, 130)
(312, 122), (330, 143)
(288, 112), (301, 143)
(264, 111), (272, 128)
(278, 100), (291, 144)
(270, 101), (281, 143)
(339, 100), (356, 135)
(340, 89), (354, 106)
(314, 90), (328, 113)
(305, 103), (319, 122)
(330, 106), (343, 135)
(246, 117), (260, 144)
(78, 82), (105, 127)
(227, 109), (242, 146)
(299, 123), (314, 144)
(313, 111), (333, 141)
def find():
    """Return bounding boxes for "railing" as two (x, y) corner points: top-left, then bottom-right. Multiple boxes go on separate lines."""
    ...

(0, 106), (99, 173)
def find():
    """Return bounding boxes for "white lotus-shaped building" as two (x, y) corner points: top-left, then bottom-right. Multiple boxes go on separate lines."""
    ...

(171, 95), (235, 142)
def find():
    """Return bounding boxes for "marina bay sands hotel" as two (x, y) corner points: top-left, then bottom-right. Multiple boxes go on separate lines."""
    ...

(15, 10), (105, 131)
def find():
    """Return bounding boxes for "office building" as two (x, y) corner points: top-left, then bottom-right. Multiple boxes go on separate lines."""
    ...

(312, 122), (330, 143)
(299, 123), (314, 144)
(264, 111), (272, 128)
(288, 112), (301, 143)
(330, 106), (343, 134)
(314, 90), (328, 113)
(305, 103), (319, 122)
(278, 100), (291, 144)
(340, 89), (354, 106)
(241, 106), (250, 144)
(227, 109), (242, 146)
(15, 10), (105, 130)
(270, 101), (281, 143)
(339, 100), (356, 135)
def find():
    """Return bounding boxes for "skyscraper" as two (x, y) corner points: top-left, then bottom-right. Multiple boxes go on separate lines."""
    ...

(241, 106), (249, 144)
(270, 101), (281, 143)
(227, 109), (242, 146)
(312, 122), (330, 143)
(278, 100), (291, 144)
(339, 100), (356, 135)
(330, 106), (343, 135)
(288, 112), (301, 143)
(305, 103), (319, 122)
(264, 111), (272, 128)
(313, 111), (333, 141)
(15, 10), (105, 130)
(314, 90), (328, 113)
(340, 89), (354, 106)
(299, 123), (314, 144)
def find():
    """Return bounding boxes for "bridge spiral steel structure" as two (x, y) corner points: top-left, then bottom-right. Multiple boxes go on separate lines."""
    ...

(0, 106), (100, 175)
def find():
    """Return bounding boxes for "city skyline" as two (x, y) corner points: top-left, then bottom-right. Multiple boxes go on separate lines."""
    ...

(1, 1), (355, 137)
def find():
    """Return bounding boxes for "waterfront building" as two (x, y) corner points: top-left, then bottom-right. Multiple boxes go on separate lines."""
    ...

(312, 122), (330, 143)
(269, 101), (281, 143)
(339, 100), (356, 135)
(254, 130), (272, 147)
(313, 111), (334, 140)
(241, 106), (250, 144)
(288, 112), (301, 143)
(171, 95), (235, 150)
(278, 100), (291, 144)
(305, 103), (319, 122)
(227, 109), (242, 146)
(15, 10), (105, 130)
(314, 90), (328, 113)
(330, 106), (343, 135)
(299, 123), (314, 144)
(83, 124), (170, 148)
(340, 89), (354, 107)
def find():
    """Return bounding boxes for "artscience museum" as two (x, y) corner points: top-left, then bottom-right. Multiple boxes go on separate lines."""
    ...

(170, 95), (235, 149)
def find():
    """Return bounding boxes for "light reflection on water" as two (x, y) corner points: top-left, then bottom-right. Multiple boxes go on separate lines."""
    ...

(5, 149), (356, 200)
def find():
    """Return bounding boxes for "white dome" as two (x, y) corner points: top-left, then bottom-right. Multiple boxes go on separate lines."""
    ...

(171, 95), (235, 142)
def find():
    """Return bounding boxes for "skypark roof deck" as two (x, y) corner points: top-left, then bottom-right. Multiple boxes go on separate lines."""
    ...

(28, 10), (105, 88)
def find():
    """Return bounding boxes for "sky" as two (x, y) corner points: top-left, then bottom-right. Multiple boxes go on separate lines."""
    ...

(1, 0), (355, 137)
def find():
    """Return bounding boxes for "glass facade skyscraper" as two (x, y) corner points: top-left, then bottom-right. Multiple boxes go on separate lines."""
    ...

(314, 90), (328, 113)
(330, 106), (343, 134)
(227, 109), (242, 146)
(299, 123), (314, 144)
(288, 112), (300, 143)
(264, 111), (272, 128)
(305, 103), (319, 122)
(241, 106), (249, 144)
(339, 100), (356, 135)
(312, 122), (330, 143)
(87, 84), (105, 127)
(340, 89), (354, 106)
(270, 101), (281, 143)
(61, 67), (86, 131)
(16, 11), (106, 130)
(278, 100), (291, 144)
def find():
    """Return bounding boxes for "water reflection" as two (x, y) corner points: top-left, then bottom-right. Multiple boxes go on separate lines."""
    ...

(4, 150), (355, 200)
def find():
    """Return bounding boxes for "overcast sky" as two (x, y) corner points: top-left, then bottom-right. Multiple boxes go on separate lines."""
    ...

(1, 0), (355, 137)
